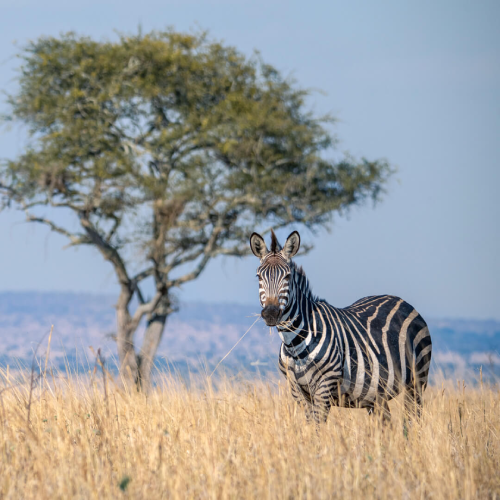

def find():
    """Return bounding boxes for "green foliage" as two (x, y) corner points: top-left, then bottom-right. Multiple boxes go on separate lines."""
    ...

(0, 29), (392, 381)
(2, 30), (390, 262)
(118, 476), (131, 491)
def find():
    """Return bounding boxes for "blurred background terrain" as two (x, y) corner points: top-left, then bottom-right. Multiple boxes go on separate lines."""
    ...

(1, 292), (498, 382)
(1, 1), (499, 385)
(1, 0), (499, 320)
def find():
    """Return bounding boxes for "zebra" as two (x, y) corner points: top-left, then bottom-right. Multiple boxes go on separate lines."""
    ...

(250, 229), (432, 424)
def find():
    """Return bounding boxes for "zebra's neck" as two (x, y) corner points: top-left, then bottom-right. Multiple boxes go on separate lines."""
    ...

(276, 264), (317, 347)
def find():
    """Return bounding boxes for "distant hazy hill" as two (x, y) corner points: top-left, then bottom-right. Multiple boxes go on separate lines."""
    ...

(0, 292), (499, 381)
(0, 291), (275, 376)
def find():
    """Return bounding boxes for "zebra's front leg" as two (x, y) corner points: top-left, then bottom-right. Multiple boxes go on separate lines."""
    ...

(309, 399), (331, 424)
(286, 376), (319, 424)
(304, 399), (331, 425)
(309, 379), (336, 424)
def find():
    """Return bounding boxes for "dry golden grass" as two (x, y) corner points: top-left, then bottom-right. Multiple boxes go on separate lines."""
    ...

(0, 366), (499, 499)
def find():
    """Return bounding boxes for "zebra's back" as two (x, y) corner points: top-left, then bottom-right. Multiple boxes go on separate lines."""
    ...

(337, 295), (432, 404)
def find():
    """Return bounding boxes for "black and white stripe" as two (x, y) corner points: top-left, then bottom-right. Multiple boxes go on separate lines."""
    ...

(250, 230), (432, 423)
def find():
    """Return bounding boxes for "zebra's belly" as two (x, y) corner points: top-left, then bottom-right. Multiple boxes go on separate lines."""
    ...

(280, 350), (398, 407)
(338, 354), (405, 405)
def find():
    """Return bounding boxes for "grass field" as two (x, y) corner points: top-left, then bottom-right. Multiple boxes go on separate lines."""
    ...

(0, 365), (499, 499)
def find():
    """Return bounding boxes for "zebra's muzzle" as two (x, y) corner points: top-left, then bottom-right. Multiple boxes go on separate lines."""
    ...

(261, 305), (281, 326)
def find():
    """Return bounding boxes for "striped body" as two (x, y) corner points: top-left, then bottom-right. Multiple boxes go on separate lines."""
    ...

(277, 293), (432, 418)
(250, 230), (432, 423)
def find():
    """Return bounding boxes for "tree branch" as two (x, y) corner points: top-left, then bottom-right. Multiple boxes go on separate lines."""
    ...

(167, 254), (211, 288)
(79, 213), (131, 286)
(167, 212), (226, 287)
(162, 247), (205, 274)
(128, 290), (163, 333)
(24, 211), (91, 247)
(132, 267), (155, 284)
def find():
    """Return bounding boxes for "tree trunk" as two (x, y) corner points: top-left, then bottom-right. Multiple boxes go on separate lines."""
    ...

(137, 296), (170, 391)
(115, 289), (139, 385)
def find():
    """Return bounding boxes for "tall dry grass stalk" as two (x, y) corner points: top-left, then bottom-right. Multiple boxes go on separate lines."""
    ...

(0, 365), (499, 499)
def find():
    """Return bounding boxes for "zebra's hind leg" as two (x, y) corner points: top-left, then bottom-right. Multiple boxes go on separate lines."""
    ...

(404, 383), (423, 422)
(306, 399), (331, 425)
(366, 399), (391, 425)
(403, 383), (424, 437)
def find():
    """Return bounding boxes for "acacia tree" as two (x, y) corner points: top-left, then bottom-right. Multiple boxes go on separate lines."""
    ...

(0, 30), (391, 389)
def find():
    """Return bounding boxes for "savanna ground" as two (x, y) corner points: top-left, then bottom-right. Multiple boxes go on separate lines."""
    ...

(0, 360), (499, 500)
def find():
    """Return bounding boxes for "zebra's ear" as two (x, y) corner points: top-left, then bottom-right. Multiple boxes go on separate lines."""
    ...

(250, 232), (268, 259)
(282, 231), (300, 260)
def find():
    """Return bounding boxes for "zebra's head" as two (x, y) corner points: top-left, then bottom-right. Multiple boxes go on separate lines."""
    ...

(250, 230), (301, 326)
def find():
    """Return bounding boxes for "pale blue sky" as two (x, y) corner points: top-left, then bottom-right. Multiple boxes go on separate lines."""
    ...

(0, 0), (499, 320)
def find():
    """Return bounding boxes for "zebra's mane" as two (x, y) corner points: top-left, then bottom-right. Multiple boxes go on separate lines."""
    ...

(290, 260), (318, 301)
(270, 229), (281, 253)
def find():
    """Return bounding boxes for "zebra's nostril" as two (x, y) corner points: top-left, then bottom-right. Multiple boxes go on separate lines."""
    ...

(261, 305), (280, 325)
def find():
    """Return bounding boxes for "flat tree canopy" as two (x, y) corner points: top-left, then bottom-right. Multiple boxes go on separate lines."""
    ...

(0, 30), (391, 388)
